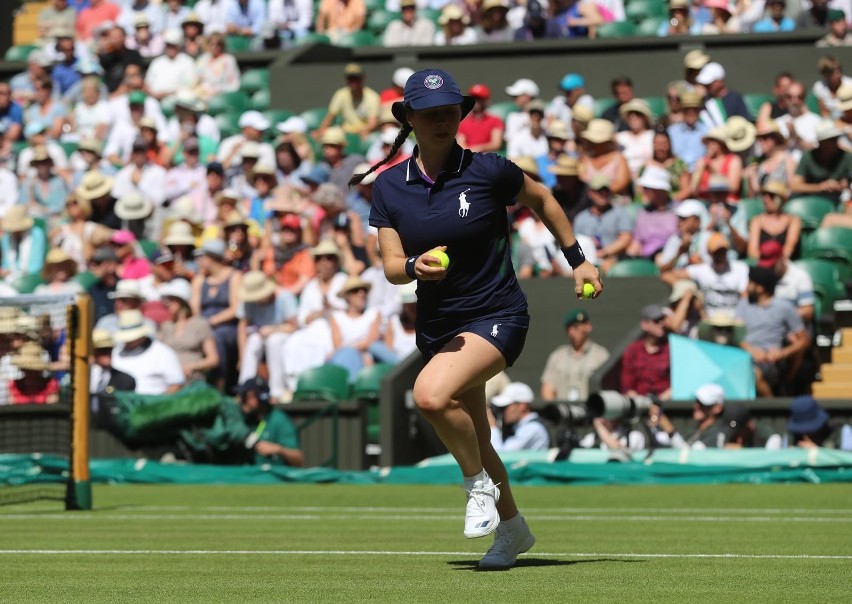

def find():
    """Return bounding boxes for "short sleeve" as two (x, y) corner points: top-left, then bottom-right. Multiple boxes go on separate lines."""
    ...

(734, 298), (748, 321)
(368, 179), (394, 229)
(328, 89), (345, 115)
(488, 154), (524, 206)
(616, 207), (635, 232)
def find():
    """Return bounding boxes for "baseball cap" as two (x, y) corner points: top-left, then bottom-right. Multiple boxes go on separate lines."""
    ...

(696, 62), (725, 86)
(236, 377), (271, 402)
(391, 69), (475, 124)
(128, 90), (147, 105)
(757, 240), (784, 268)
(640, 303), (666, 321)
(506, 78), (540, 98)
(560, 73), (585, 91)
(469, 83), (491, 99)
(564, 308), (590, 327)
(684, 50), (711, 70)
(91, 247), (118, 263)
(706, 232), (730, 253)
(193, 238), (227, 259)
(635, 166), (672, 192)
(276, 116), (308, 134)
(110, 230), (136, 245)
(721, 404), (751, 441)
(675, 199), (706, 219)
(490, 382), (534, 407)
(238, 110), (270, 131)
(828, 8), (846, 21)
(344, 63), (364, 77)
(588, 173), (611, 191)
(695, 383), (725, 406)
(392, 67), (414, 89)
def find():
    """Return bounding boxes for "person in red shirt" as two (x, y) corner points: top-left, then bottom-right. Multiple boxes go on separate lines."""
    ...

(8, 341), (59, 405)
(620, 303), (671, 400)
(76, 0), (121, 42)
(457, 84), (505, 153)
(378, 67), (414, 106)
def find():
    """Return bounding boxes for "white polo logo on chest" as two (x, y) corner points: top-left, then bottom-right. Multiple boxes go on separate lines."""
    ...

(458, 188), (471, 217)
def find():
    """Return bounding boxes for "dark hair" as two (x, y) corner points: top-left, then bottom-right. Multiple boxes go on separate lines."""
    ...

(611, 76), (633, 92)
(276, 141), (301, 170)
(791, 422), (832, 446)
(349, 122), (412, 186)
(774, 71), (794, 84)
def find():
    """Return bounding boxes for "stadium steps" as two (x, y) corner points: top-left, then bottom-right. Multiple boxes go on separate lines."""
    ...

(812, 328), (852, 398)
(13, 1), (47, 46)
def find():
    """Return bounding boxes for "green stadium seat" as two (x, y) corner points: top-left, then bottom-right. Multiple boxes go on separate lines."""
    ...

(793, 258), (846, 301)
(625, 0), (667, 22)
(262, 109), (293, 129)
(368, 10), (401, 35)
(344, 131), (369, 156)
(606, 258), (660, 277)
(744, 93), (773, 118)
(138, 239), (158, 259)
(636, 16), (665, 36)
(806, 92), (821, 115)
(160, 95), (176, 119)
(300, 106), (329, 130)
(488, 101), (517, 123)
(804, 227), (852, 267)
(225, 34), (252, 53)
(240, 68), (269, 95)
(784, 196), (835, 231)
(738, 197), (765, 226)
(250, 89), (270, 112)
(60, 141), (78, 157)
(73, 271), (99, 290)
(14, 273), (45, 295)
(594, 98), (616, 118)
(596, 21), (637, 38)
(293, 364), (351, 402)
(335, 30), (378, 47)
(363, 0), (384, 11)
(207, 91), (250, 117)
(214, 113), (241, 138)
(644, 96), (667, 119)
(294, 32), (331, 45)
(421, 8), (441, 22)
(3, 44), (38, 62)
(352, 363), (395, 401)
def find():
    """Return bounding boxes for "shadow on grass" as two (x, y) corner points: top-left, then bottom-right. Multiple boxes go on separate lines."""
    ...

(448, 557), (646, 572)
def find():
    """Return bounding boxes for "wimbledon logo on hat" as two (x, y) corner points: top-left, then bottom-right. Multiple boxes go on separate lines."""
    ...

(424, 74), (444, 90)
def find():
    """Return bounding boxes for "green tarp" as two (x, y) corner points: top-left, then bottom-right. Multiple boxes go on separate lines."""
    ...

(2, 449), (852, 486)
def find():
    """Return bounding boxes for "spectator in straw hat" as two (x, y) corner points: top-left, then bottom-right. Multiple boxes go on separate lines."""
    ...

(573, 174), (634, 274)
(1, 205), (47, 282)
(258, 194), (316, 296)
(112, 308), (185, 395)
(111, 137), (167, 229)
(690, 127), (742, 201)
(298, 239), (348, 326)
(668, 91), (709, 171)
(20, 145), (69, 226)
(163, 220), (199, 273)
(725, 116), (757, 161)
(51, 193), (111, 273)
(744, 121), (796, 196)
(326, 274), (381, 382)
(95, 278), (150, 332)
(317, 126), (366, 191)
(615, 98), (655, 180)
(659, 0), (697, 36)
(35, 248), (84, 296)
(236, 270), (298, 399)
(201, 191), (263, 248)
(76, 170), (120, 230)
(747, 179), (801, 260)
(534, 120), (570, 189)
(70, 139), (112, 188)
(434, 4), (477, 46)
(157, 278), (219, 381)
(475, 0), (513, 43)
(8, 341), (59, 405)
(579, 119), (631, 199)
(127, 13), (165, 58)
(548, 156), (585, 219)
(316, 64), (379, 137)
(115, 191), (154, 241)
(221, 211), (255, 271)
(230, 141), (262, 200)
(791, 120), (852, 203)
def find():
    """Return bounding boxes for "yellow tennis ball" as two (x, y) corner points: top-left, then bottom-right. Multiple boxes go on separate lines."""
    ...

(426, 249), (450, 269)
(582, 283), (596, 299)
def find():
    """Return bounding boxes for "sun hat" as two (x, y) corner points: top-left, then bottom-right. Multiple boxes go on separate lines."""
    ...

(695, 383), (725, 407)
(193, 239), (227, 260)
(786, 395), (830, 434)
(115, 192), (153, 221)
(276, 115), (308, 134)
(29, 145), (52, 165)
(344, 63), (364, 77)
(240, 141), (261, 159)
(337, 274), (373, 299)
(571, 105), (594, 125)
(182, 11), (204, 27)
(134, 13), (150, 27)
(158, 278), (192, 305)
(113, 309), (155, 343)
(580, 119), (615, 144)
(559, 73), (585, 91)
(168, 196), (201, 225)
(310, 239), (342, 260)
(320, 126), (347, 147)
(757, 239), (784, 269)
(249, 161), (277, 184)
(761, 179), (789, 201)
(91, 328), (114, 350)
(391, 68), (475, 125)
(725, 116), (756, 153)
(302, 164), (330, 186)
(352, 162), (377, 185)
(563, 308), (590, 327)
(214, 189), (240, 207)
(619, 98), (653, 122)
(238, 110), (270, 131)
(696, 62), (725, 86)
(702, 127), (729, 147)
(13, 316), (40, 340)
(706, 232), (730, 253)
(313, 183), (346, 210)
(640, 303), (667, 321)
(548, 155), (579, 176)
(42, 248), (78, 279)
(2, 205), (34, 233)
(163, 28), (183, 46)
(491, 382), (534, 407)
(636, 165), (672, 192)
(174, 90), (206, 113)
(675, 198), (706, 219)
(12, 341), (50, 372)
(78, 138), (103, 155)
(545, 120), (571, 140)
(669, 0), (689, 9)
(438, 4), (469, 24)
(75, 171), (113, 201)
(816, 120), (843, 142)
(836, 84), (852, 112)
(679, 91), (704, 110)
(108, 279), (146, 300)
(392, 67), (415, 89)
(163, 221), (197, 246)
(506, 78), (540, 98)
(756, 120), (787, 143)
(669, 279), (698, 303)
(513, 156), (540, 179)
(223, 211), (249, 230)
(110, 229), (136, 246)
(239, 271), (277, 303)
(588, 173), (612, 191)
(482, 0), (509, 11)
(703, 0), (732, 13)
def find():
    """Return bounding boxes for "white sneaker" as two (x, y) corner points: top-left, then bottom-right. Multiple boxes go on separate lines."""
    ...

(478, 516), (536, 570)
(463, 478), (500, 538)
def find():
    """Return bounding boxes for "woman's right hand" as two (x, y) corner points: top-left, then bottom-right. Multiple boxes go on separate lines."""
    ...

(415, 246), (448, 281)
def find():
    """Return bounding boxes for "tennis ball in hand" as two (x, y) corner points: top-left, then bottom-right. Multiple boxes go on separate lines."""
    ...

(582, 283), (596, 299)
(426, 249), (450, 269)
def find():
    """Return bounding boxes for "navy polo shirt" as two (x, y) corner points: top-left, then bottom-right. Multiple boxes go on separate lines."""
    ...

(370, 143), (527, 324)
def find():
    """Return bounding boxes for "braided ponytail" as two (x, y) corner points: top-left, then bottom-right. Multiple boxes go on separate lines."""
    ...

(348, 123), (413, 187)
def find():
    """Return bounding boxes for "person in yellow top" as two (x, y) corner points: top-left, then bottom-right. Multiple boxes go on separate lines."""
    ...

(316, 63), (380, 138)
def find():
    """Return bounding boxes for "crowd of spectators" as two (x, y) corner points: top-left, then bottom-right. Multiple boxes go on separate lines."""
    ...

(1, 0), (850, 462)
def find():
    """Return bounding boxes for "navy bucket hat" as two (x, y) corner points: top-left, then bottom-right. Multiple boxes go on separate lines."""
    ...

(786, 396), (830, 434)
(391, 68), (475, 124)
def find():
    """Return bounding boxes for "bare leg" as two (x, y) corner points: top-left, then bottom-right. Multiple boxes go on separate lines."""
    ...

(459, 385), (519, 521)
(412, 333), (507, 477)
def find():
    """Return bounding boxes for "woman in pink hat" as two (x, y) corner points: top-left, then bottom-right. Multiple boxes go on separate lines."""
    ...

(698, 0), (741, 34)
(110, 230), (151, 280)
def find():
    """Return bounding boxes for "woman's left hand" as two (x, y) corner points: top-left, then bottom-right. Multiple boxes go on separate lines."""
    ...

(572, 260), (602, 300)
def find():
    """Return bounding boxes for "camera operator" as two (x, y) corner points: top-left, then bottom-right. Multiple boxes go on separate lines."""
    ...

(647, 383), (726, 449)
(579, 416), (646, 452)
(487, 382), (551, 452)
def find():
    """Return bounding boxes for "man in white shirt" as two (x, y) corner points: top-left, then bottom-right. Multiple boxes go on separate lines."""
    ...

(107, 67), (167, 132)
(507, 100), (549, 160)
(776, 80), (822, 157)
(144, 29), (198, 101)
(504, 78), (540, 145)
(111, 309), (185, 395)
(267, 0), (314, 41)
(194, 0), (230, 33)
(118, 0), (165, 34)
(163, 137), (208, 203)
(488, 382), (551, 452)
(216, 110), (275, 170)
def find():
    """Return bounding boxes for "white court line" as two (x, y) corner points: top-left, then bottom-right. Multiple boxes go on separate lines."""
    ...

(0, 513), (850, 523)
(0, 549), (849, 560)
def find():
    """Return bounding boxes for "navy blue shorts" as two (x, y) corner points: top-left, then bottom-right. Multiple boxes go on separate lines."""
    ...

(417, 312), (530, 367)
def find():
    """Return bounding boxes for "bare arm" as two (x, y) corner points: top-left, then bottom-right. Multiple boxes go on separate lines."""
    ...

(353, 313), (382, 351)
(376, 227), (446, 285)
(599, 231), (632, 259)
(190, 275), (202, 317)
(783, 216), (802, 259)
(540, 382), (557, 401)
(660, 267), (690, 286)
(726, 155), (743, 194)
(187, 336), (220, 374)
(328, 314), (342, 349)
(609, 155), (632, 195)
(747, 216), (762, 260)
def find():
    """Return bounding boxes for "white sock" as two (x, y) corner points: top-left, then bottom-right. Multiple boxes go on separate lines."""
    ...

(463, 469), (488, 490)
(502, 513), (523, 530)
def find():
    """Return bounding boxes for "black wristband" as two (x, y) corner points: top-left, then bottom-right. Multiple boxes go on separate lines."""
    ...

(561, 242), (586, 269)
(404, 255), (418, 280)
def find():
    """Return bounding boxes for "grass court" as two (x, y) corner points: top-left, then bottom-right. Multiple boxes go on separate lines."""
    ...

(1, 482), (850, 603)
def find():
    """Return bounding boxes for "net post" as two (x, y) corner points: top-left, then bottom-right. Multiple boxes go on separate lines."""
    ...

(68, 294), (93, 510)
